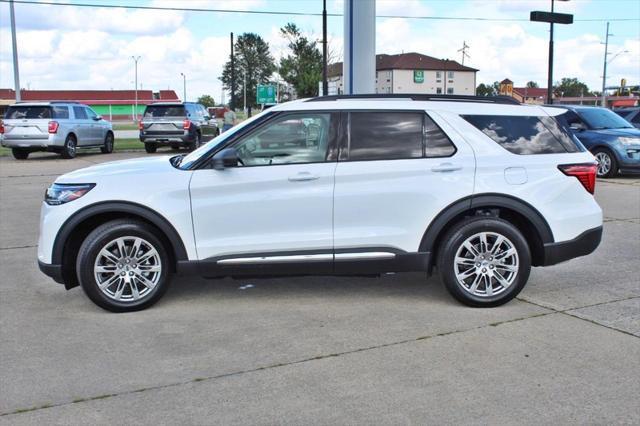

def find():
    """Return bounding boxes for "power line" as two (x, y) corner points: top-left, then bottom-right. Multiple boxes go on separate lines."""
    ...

(1, 0), (638, 22)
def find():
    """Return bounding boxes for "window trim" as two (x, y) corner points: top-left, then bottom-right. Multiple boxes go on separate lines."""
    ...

(339, 110), (457, 163)
(212, 111), (340, 169)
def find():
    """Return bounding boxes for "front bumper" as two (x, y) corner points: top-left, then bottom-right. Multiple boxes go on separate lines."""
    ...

(542, 226), (603, 266)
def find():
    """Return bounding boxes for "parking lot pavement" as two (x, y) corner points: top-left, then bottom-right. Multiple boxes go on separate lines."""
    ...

(1, 152), (639, 424)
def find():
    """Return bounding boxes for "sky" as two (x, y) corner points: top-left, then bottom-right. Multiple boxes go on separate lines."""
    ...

(0, 0), (638, 102)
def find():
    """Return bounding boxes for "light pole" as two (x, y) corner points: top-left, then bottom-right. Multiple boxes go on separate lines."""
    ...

(131, 56), (140, 121)
(9, 0), (21, 102)
(180, 72), (186, 102)
(243, 70), (247, 115)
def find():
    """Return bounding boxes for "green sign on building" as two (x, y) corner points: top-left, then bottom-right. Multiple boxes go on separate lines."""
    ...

(414, 70), (424, 83)
(257, 84), (277, 104)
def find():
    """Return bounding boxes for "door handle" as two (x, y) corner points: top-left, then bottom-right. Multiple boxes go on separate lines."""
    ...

(431, 163), (462, 173)
(288, 172), (320, 182)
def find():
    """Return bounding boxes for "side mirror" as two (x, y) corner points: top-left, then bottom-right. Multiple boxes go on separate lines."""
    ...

(212, 147), (239, 170)
(93, 115), (102, 121)
(570, 122), (585, 131)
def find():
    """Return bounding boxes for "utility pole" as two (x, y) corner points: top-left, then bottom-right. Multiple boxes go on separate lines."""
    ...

(322, 0), (328, 96)
(458, 41), (470, 66)
(9, 0), (21, 102)
(230, 32), (236, 110)
(601, 22), (611, 108)
(243, 71), (246, 115)
(547, 0), (555, 104)
(131, 56), (140, 121)
(180, 72), (186, 102)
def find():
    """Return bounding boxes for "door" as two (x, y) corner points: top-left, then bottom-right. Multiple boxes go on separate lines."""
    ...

(333, 110), (476, 261)
(189, 111), (338, 272)
(72, 106), (92, 145)
(198, 105), (215, 139)
(84, 107), (103, 143)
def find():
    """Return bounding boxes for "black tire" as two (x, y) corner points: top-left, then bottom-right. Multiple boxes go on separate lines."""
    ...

(11, 148), (29, 160)
(171, 144), (180, 150)
(593, 148), (618, 178)
(100, 132), (114, 154)
(437, 216), (531, 307)
(188, 132), (201, 151)
(76, 219), (172, 312)
(61, 134), (77, 159)
(144, 143), (158, 154)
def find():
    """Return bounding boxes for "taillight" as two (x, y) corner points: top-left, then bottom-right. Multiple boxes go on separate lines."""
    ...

(48, 121), (59, 134)
(558, 163), (597, 194)
(0, 121), (4, 134)
(183, 119), (191, 130)
(138, 121), (144, 130)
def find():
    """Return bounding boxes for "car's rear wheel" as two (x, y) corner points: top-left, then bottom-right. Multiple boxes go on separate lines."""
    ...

(144, 143), (158, 153)
(437, 217), (531, 307)
(11, 148), (29, 160)
(76, 219), (171, 312)
(100, 132), (114, 154)
(61, 134), (77, 159)
(171, 144), (180, 150)
(593, 148), (618, 178)
(188, 132), (201, 151)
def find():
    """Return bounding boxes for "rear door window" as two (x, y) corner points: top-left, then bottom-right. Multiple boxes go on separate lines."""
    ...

(348, 112), (423, 161)
(462, 115), (580, 154)
(73, 106), (88, 120)
(5, 106), (52, 119)
(143, 105), (186, 118)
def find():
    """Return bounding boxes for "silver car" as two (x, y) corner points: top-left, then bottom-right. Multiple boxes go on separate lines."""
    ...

(0, 102), (114, 160)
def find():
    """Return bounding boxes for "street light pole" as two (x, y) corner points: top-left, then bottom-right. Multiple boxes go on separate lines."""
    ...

(180, 72), (186, 102)
(547, 0), (555, 104)
(9, 0), (21, 102)
(601, 22), (611, 107)
(131, 56), (140, 121)
(243, 71), (246, 115)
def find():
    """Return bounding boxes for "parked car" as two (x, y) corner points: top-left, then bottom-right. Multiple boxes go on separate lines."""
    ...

(613, 107), (640, 129)
(139, 102), (219, 153)
(550, 105), (640, 178)
(38, 94), (603, 312)
(0, 102), (114, 160)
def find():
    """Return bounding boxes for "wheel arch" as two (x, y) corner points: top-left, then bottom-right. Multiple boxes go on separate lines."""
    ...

(53, 201), (188, 289)
(419, 193), (554, 269)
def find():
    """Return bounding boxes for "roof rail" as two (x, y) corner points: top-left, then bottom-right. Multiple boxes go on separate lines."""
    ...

(305, 94), (521, 105)
(13, 100), (83, 104)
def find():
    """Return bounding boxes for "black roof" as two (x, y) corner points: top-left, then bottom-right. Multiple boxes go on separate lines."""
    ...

(307, 94), (520, 105)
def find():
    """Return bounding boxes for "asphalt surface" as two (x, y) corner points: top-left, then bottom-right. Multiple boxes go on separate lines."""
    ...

(1, 151), (639, 425)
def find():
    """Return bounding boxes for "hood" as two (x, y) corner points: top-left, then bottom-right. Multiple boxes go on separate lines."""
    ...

(56, 155), (177, 183)
(589, 127), (640, 138)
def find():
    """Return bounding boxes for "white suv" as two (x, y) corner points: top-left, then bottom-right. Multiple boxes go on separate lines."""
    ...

(37, 95), (603, 312)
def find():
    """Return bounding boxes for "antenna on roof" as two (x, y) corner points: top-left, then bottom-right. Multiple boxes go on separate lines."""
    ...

(458, 41), (470, 65)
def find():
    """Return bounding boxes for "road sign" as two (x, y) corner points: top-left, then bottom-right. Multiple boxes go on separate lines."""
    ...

(530, 11), (573, 24)
(257, 84), (276, 104)
(414, 70), (424, 83)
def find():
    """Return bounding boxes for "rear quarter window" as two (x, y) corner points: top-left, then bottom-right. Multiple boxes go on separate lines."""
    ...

(52, 106), (69, 119)
(462, 114), (580, 154)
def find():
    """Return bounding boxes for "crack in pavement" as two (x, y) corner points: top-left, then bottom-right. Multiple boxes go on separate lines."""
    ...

(0, 309), (555, 417)
(2, 294), (639, 417)
(603, 217), (640, 224)
(0, 245), (36, 251)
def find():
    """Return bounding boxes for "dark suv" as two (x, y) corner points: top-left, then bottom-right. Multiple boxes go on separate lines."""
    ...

(139, 102), (219, 153)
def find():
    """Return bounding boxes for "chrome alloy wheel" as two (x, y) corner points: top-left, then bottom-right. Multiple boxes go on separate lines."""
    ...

(453, 232), (519, 298)
(595, 152), (611, 176)
(93, 236), (162, 302)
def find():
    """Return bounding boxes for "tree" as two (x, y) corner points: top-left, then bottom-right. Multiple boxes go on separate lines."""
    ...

(526, 81), (539, 88)
(554, 77), (592, 97)
(196, 94), (215, 108)
(278, 23), (323, 99)
(476, 81), (500, 96)
(220, 33), (276, 110)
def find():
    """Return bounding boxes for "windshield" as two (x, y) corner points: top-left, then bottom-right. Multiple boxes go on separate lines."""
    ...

(577, 108), (633, 130)
(178, 110), (272, 169)
(143, 105), (186, 118)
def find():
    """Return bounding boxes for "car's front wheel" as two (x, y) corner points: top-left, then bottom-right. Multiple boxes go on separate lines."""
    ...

(437, 217), (531, 307)
(593, 148), (618, 178)
(76, 219), (171, 312)
(101, 132), (114, 154)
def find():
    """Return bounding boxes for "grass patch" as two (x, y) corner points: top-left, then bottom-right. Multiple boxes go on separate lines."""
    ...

(111, 122), (139, 131)
(0, 138), (145, 157)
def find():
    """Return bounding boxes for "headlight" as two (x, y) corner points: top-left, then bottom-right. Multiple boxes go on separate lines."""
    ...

(45, 183), (95, 205)
(618, 137), (639, 146)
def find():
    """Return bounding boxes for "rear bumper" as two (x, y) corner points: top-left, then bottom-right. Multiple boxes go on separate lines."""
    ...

(542, 226), (602, 266)
(1, 137), (54, 148)
(140, 131), (193, 144)
(38, 260), (64, 284)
